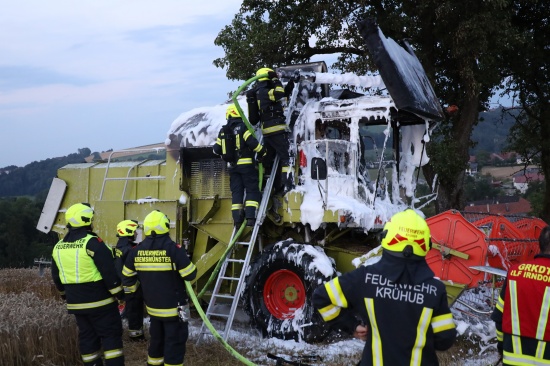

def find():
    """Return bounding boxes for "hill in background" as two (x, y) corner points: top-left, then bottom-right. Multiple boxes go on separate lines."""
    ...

(470, 107), (516, 155)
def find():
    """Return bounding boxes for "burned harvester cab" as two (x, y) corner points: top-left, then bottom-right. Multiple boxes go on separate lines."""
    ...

(38, 21), (449, 343)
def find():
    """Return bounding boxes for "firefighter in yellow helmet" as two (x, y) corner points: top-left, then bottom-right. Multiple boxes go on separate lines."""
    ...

(122, 210), (197, 366)
(114, 219), (146, 342)
(491, 225), (550, 364)
(213, 103), (267, 227)
(247, 67), (295, 194)
(51, 203), (125, 366)
(313, 209), (456, 365)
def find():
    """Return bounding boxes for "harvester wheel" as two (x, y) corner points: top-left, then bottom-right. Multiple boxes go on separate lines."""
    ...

(242, 239), (336, 342)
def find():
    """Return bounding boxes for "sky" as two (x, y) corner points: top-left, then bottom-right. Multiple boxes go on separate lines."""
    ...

(0, 0), (246, 168)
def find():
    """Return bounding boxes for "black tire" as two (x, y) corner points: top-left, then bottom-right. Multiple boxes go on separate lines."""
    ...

(242, 239), (337, 342)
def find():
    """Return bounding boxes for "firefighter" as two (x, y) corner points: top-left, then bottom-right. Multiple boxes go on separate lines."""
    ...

(51, 203), (124, 366)
(491, 225), (550, 364)
(312, 209), (456, 366)
(114, 219), (145, 342)
(247, 67), (295, 194)
(122, 210), (197, 366)
(213, 103), (267, 227)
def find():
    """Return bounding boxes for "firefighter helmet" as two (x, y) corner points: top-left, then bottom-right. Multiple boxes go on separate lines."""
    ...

(256, 67), (274, 81)
(226, 104), (241, 120)
(143, 210), (170, 236)
(65, 203), (94, 228)
(117, 219), (139, 237)
(381, 209), (431, 257)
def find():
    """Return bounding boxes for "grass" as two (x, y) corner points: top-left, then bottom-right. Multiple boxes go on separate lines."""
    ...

(0, 268), (497, 366)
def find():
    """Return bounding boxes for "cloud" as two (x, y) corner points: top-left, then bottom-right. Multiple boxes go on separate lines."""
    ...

(0, 0), (243, 167)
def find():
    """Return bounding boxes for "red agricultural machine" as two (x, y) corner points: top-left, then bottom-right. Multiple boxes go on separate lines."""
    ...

(426, 210), (547, 315)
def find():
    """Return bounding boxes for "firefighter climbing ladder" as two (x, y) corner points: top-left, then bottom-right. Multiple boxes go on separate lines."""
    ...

(197, 156), (280, 344)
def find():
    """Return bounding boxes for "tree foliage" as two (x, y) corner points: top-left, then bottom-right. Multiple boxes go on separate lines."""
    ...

(463, 174), (504, 202)
(502, 0), (550, 222)
(214, 0), (514, 212)
(0, 196), (58, 268)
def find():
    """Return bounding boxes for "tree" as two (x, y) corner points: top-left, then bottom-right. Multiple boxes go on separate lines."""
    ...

(524, 180), (545, 218)
(214, 0), (513, 213)
(475, 150), (491, 169)
(0, 197), (57, 268)
(501, 0), (550, 222)
(463, 174), (503, 202)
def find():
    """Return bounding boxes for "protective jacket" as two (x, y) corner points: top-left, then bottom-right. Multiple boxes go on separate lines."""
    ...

(122, 233), (197, 320)
(213, 116), (264, 166)
(491, 254), (550, 364)
(114, 236), (136, 279)
(313, 251), (456, 366)
(52, 227), (123, 314)
(250, 79), (287, 136)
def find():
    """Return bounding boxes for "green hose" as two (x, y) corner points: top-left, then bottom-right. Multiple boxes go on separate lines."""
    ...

(183, 75), (271, 366)
(196, 221), (246, 299)
(230, 74), (268, 190)
(231, 74), (267, 138)
(186, 281), (258, 366)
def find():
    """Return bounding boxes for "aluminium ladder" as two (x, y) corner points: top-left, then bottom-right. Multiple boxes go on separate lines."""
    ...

(197, 156), (280, 343)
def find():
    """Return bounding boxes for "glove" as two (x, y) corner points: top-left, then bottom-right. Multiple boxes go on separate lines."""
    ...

(267, 71), (278, 80)
(256, 147), (267, 163)
(115, 291), (125, 304)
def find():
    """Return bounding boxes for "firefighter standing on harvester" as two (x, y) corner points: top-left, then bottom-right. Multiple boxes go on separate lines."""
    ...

(313, 209), (456, 365)
(114, 219), (145, 342)
(213, 103), (267, 228)
(52, 203), (125, 366)
(247, 67), (295, 194)
(122, 210), (197, 366)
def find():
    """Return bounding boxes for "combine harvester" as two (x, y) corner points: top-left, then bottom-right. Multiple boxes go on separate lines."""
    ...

(36, 17), (545, 352)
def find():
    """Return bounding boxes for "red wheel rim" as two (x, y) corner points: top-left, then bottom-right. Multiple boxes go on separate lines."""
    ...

(263, 269), (306, 319)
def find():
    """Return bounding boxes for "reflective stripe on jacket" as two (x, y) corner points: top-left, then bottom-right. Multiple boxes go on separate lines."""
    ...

(52, 228), (121, 314)
(122, 233), (197, 320)
(313, 252), (456, 366)
(492, 254), (550, 364)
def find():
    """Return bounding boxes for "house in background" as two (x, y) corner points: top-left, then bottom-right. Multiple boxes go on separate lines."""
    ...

(512, 169), (544, 194)
(466, 156), (478, 176)
(464, 195), (532, 215)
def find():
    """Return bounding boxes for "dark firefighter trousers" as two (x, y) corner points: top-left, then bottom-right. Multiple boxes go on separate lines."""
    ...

(148, 317), (188, 366)
(126, 286), (145, 339)
(262, 131), (294, 192)
(230, 164), (261, 222)
(74, 306), (124, 366)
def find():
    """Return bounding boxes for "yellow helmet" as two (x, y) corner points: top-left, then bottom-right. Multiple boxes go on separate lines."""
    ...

(226, 104), (241, 119)
(256, 67), (274, 81)
(65, 203), (94, 228)
(143, 210), (170, 236)
(117, 219), (139, 237)
(381, 209), (431, 257)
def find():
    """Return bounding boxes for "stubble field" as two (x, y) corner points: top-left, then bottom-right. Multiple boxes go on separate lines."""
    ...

(1, 268), (498, 366)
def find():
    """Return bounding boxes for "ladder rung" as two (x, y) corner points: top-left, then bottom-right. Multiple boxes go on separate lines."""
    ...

(213, 293), (236, 299)
(227, 259), (245, 263)
(207, 312), (230, 318)
(220, 276), (240, 281)
(236, 241), (251, 246)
